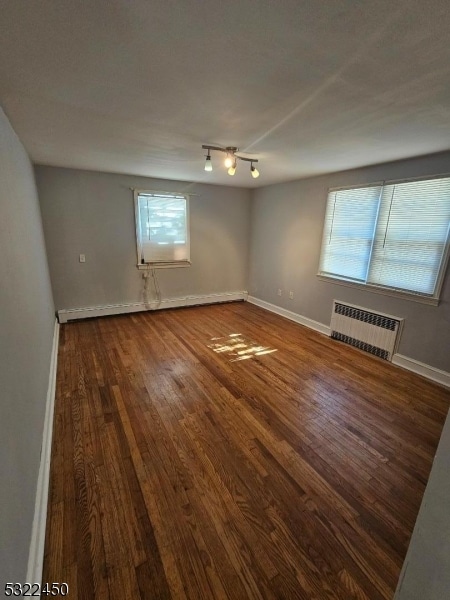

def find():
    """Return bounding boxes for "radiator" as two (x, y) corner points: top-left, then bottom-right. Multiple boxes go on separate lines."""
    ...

(330, 301), (403, 361)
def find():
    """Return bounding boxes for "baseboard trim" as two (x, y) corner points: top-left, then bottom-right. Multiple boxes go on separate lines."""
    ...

(247, 296), (450, 389)
(247, 295), (331, 336)
(26, 319), (59, 584)
(392, 354), (450, 389)
(58, 291), (248, 323)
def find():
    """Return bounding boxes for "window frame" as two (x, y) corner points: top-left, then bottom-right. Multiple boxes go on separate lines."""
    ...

(317, 174), (450, 306)
(133, 189), (191, 270)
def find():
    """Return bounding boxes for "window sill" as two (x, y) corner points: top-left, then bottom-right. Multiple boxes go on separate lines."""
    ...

(137, 262), (191, 270)
(317, 274), (440, 306)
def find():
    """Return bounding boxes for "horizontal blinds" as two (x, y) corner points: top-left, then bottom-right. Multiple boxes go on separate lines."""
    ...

(138, 193), (189, 263)
(319, 186), (382, 282)
(368, 178), (450, 295)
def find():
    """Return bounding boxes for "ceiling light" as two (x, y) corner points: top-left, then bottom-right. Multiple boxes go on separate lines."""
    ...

(251, 162), (259, 178)
(202, 145), (259, 179)
(228, 159), (237, 176)
(204, 149), (212, 172)
(224, 153), (234, 168)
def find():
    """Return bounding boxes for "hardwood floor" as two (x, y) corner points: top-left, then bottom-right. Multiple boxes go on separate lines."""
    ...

(43, 301), (450, 599)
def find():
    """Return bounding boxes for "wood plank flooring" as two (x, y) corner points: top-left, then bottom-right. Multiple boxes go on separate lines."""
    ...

(43, 302), (450, 599)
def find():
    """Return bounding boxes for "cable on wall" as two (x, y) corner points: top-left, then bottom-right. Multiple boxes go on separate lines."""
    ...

(152, 267), (161, 304)
(142, 265), (162, 308)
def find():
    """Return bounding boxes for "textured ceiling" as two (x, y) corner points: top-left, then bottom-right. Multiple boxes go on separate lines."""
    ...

(1, 0), (450, 188)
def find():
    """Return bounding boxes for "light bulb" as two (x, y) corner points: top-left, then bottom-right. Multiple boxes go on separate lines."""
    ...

(228, 165), (236, 176)
(204, 155), (212, 172)
(224, 154), (234, 168)
(251, 165), (259, 178)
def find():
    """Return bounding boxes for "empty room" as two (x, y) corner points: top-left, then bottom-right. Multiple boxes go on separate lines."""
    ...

(1, 1), (450, 599)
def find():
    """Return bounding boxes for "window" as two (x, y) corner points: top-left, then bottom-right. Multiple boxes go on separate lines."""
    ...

(318, 176), (450, 302)
(134, 191), (190, 267)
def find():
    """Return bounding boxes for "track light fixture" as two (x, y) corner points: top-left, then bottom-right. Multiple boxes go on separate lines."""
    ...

(204, 148), (212, 172)
(202, 145), (259, 178)
(251, 162), (260, 179)
(227, 157), (237, 176)
(224, 152), (234, 169)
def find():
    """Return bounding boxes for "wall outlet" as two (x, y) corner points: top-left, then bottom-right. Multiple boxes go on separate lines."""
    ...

(79, 254), (86, 263)
(277, 289), (282, 296)
(289, 291), (294, 299)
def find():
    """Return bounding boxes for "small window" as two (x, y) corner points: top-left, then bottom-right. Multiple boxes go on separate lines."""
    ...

(318, 176), (450, 302)
(134, 191), (190, 267)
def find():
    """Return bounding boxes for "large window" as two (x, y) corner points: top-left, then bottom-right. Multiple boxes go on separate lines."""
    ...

(318, 176), (450, 302)
(134, 191), (190, 267)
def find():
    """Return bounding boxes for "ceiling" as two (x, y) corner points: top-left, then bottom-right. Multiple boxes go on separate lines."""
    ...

(1, 0), (450, 188)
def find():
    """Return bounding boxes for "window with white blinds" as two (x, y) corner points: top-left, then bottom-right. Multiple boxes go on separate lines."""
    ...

(318, 176), (450, 301)
(134, 191), (190, 266)
(319, 185), (382, 283)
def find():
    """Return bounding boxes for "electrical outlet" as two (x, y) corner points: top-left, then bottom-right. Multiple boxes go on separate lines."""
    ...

(277, 289), (282, 296)
(79, 254), (86, 263)
(289, 291), (294, 299)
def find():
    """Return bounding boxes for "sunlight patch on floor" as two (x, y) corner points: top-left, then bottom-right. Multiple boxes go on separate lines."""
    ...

(207, 334), (278, 362)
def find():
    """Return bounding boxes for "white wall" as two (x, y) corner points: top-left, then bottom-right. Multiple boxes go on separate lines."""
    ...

(249, 151), (450, 373)
(0, 108), (55, 583)
(36, 166), (251, 312)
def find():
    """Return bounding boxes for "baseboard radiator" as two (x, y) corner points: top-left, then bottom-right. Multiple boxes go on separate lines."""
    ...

(330, 301), (403, 361)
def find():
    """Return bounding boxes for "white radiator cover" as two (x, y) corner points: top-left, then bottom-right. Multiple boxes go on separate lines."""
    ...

(330, 301), (403, 361)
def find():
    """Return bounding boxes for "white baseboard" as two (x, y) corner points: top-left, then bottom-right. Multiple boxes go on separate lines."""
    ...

(57, 291), (248, 323)
(26, 319), (60, 584)
(248, 295), (450, 389)
(392, 354), (450, 389)
(247, 295), (331, 336)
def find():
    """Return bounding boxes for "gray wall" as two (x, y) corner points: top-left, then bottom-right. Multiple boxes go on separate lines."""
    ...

(249, 152), (450, 372)
(0, 108), (55, 583)
(36, 166), (251, 311)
